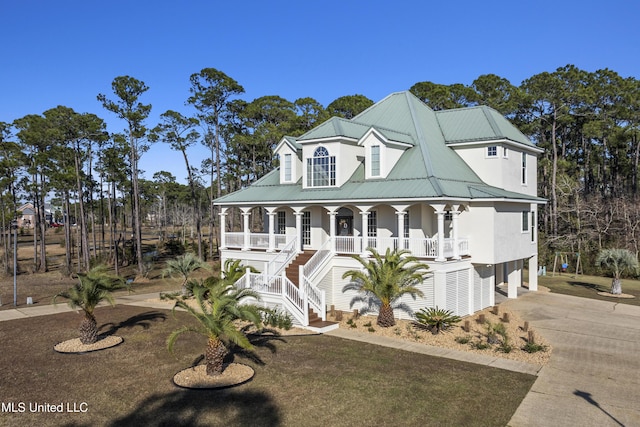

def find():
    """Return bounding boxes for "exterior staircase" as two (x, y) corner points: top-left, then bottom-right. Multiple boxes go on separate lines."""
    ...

(284, 250), (315, 286)
(283, 250), (338, 332)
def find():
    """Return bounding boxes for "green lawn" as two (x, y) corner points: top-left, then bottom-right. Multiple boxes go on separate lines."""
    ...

(0, 305), (535, 426)
(539, 273), (640, 306)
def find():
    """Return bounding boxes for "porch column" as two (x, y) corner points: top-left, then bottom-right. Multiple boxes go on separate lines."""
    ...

(435, 208), (446, 262)
(451, 204), (460, 260)
(328, 211), (337, 252)
(218, 211), (227, 249)
(242, 211), (251, 251)
(294, 212), (303, 253)
(507, 260), (521, 298)
(528, 255), (538, 291)
(267, 211), (276, 252)
(361, 211), (369, 256)
(396, 211), (405, 249)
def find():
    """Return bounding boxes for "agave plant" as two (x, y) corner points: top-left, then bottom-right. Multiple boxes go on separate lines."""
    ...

(167, 279), (262, 376)
(53, 265), (127, 344)
(415, 307), (462, 334)
(342, 247), (429, 327)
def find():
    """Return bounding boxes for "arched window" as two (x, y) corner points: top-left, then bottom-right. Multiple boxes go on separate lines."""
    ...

(306, 146), (336, 187)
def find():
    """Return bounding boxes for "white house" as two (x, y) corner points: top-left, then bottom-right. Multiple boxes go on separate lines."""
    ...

(214, 91), (544, 330)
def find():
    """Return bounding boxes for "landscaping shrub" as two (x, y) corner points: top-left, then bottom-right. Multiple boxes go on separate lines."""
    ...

(414, 307), (462, 334)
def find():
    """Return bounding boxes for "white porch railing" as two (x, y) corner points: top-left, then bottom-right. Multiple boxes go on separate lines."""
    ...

(225, 232), (244, 248)
(334, 236), (469, 259)
(225, 232), (295, 250)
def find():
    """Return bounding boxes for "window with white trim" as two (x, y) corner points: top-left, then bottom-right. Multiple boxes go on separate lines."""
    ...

(487, 146), (497, 157)
(284, 153), (292, 182)
(302, 211), (311, 245)
(530, 210), (536, 242)
(277, 211), (286, 234)
(371, 145), (380, 177)
(306, 147), (336, 187)
(522, 211), (529, 232)
(403, 211), (410, 238)
(367, 211), (377, 237)
(521, 152), (527, 184)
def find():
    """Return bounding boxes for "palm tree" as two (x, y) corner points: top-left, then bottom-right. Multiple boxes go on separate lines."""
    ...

(220, 258), (259, 285)
(162, 253), (211, 295)
(342, 247), (430, 327)
(53, 265), (126, 344)
(167, 279), (262, 376)
(596, 248), (639, 295)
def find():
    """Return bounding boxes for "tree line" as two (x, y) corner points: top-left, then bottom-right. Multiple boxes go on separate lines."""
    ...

(2, 65), (640, 275)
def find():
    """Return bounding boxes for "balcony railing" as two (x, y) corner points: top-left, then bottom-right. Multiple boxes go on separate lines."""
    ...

(224, 232), (469, 259)
(225, 232), (295, 250)
(334, 236), (469, 259)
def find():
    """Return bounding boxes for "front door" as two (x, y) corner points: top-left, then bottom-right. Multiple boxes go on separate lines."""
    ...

(337, 216), (353, 236)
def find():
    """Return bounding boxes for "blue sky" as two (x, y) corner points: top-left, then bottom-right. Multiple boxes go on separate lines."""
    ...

(2, 0), (639, 184)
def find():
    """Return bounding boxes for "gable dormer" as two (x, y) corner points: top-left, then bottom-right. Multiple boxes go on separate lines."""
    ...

(274, 136), (302, 184)
(358, 127), (411, 179)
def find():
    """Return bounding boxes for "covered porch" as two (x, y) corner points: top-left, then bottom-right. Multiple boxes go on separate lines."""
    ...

(218, 202), (471, 262)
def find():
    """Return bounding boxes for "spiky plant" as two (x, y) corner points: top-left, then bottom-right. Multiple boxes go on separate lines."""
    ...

(162, 252), (211, 295)
(166, 279), (262, 376)
(415, 307), (462, 334)
(342, 247), (429, 327)
(53, 265), (127, 344)
(596, 248), (639, 295)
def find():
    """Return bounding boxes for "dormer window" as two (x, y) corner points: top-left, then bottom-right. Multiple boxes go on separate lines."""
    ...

(306, 146), (335, 187)
(284, 153), (292, 182)
(371, 145), (381, 177)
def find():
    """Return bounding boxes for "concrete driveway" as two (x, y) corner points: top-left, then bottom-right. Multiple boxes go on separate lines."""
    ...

(504, 291), (640, 427)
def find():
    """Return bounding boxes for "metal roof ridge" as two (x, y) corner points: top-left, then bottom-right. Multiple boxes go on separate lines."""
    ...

(404, 91), (444, 195)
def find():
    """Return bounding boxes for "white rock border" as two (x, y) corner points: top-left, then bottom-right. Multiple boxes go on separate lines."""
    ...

(173, 363), (254, 389)
(53, 336), (124, 354)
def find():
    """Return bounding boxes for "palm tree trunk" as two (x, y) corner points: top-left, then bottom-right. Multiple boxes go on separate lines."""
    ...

(205, 337), (228, 376)
(377, 303), (396, 327)
(611, 278), (622, 295)
(79, 312), (98, 344)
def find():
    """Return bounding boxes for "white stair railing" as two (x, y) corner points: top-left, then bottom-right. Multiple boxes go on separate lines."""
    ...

(265, 237), (298, 278)
(303, 239), (333, 279)
(302, 275), (326, 321)
(236, 271), (308, 326)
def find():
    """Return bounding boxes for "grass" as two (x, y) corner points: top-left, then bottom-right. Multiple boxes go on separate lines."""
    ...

(539, 273), (640, 306)
(0, 304), (535, 426)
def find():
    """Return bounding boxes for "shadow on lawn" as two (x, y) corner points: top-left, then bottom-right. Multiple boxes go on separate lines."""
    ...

(567, 281), (608, 292)
(98, 311), (167, 337)
(101, 389), (281, 426)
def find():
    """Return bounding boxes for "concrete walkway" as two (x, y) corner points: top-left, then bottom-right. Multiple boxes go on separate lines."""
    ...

(0, 291), (176, 322)
(503, 292), (640, 427)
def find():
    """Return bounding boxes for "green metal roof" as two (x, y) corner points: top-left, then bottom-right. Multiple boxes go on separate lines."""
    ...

(435, 106), (534, 147)
(215, 91), (544, 206)
(296, 116), (415, 146)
